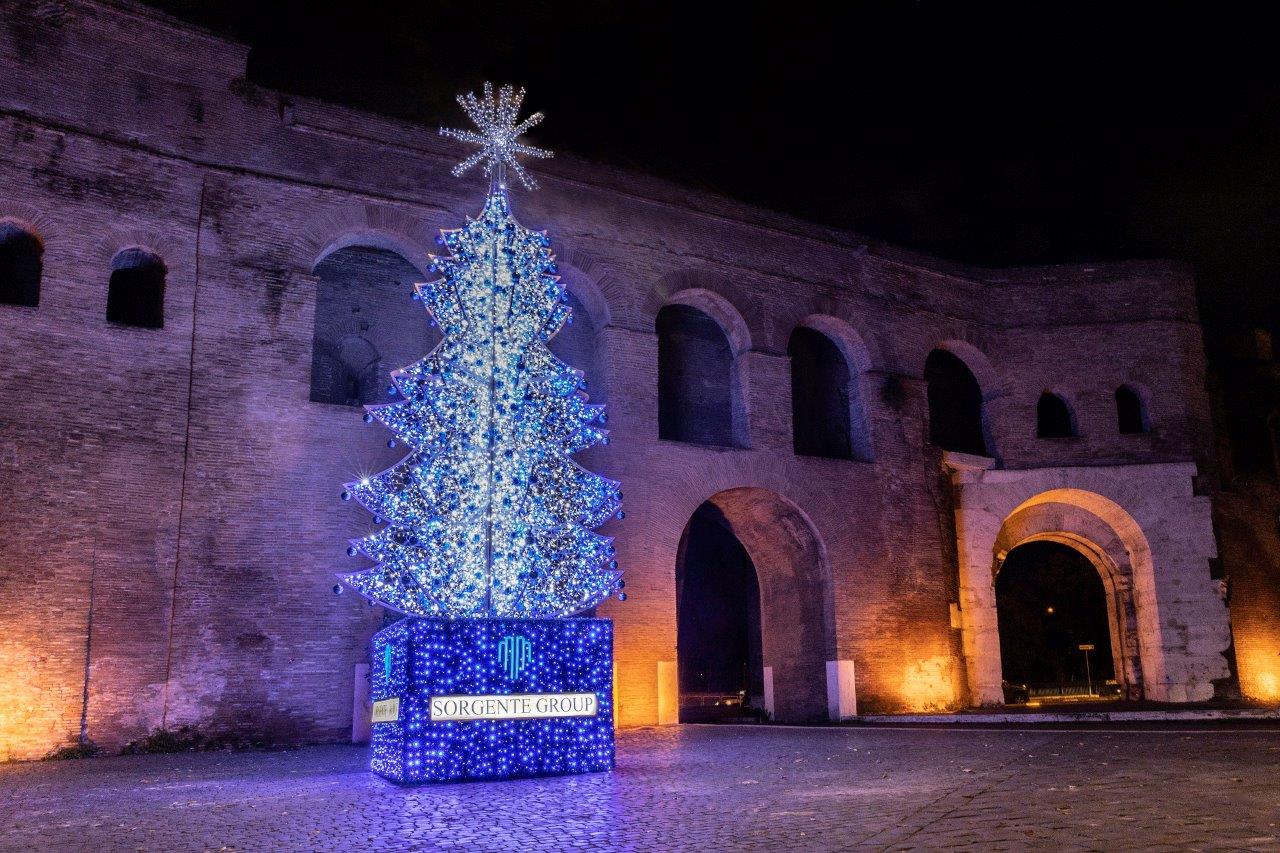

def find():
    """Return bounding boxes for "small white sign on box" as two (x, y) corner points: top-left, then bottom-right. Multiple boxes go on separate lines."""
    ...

(371, 697), (400, 724)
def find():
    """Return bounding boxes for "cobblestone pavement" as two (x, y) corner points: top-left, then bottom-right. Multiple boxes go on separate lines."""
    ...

(2, 724), (1279, 851)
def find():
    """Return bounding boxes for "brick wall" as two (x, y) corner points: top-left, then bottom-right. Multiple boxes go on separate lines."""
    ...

(0, 0), (1236, 757)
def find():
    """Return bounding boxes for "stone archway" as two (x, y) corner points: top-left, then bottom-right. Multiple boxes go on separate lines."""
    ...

(675, 487), (834, 722)
(996, 540), (1124, 700)
(994, 522), (1146, 701)
(957, 484), (1173, 704)
(993, 490), (1165, 701)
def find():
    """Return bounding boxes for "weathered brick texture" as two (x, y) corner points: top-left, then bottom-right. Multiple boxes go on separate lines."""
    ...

(0, 0), (1238, 757)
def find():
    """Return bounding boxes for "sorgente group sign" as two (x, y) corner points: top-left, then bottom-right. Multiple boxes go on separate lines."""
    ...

(366, 620), (614, 782)
(428, 692), (599, 721)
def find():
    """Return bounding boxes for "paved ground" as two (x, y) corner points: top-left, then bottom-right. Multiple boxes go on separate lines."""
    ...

(2, 725), (1279, 851)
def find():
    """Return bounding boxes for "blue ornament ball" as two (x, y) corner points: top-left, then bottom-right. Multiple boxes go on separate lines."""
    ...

(617, 592), (627, 602)
(387, 439), (396, 448)
(332, 584), (343, 595)
(363, 413), (374, 424)
(340, 491), (351, 501)
(347, 546), (358, 557)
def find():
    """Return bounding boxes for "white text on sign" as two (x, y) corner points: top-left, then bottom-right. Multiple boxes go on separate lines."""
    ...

(429, 692), (598, 721)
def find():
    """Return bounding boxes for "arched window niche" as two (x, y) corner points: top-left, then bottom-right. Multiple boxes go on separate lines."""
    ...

(106, 247), (166, 329)
(312, 335), (383, 408)
(1036, 392), (1078, 439)
(0, 219), (44, 308)
(1115, 384), (1151, 435)
(656, 299), (745, 447)
(925, 347), (991, 456)
(787, 322), (873, 461)
(549, 288), (606, 403)
(309, 244), (437, 407)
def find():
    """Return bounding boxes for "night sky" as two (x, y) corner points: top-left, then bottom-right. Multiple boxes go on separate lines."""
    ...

(149, 1), (1280, 355)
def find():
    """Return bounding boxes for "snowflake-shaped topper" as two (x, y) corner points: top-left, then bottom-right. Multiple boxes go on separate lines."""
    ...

(439, 82), (553, 191)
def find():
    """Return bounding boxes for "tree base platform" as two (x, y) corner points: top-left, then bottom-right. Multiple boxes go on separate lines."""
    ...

(369, 617), (615, 784)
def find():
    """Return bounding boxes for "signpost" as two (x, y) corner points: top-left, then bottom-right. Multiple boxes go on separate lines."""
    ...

(1079, 644), (1096, 696)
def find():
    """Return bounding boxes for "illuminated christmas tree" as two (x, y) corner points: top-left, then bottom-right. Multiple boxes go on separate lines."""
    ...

(338, 83), (625, 620)
(339, 84), (622, 784)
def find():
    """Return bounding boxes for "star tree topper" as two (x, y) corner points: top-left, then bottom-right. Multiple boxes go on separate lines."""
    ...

(439, 82), (554, 190)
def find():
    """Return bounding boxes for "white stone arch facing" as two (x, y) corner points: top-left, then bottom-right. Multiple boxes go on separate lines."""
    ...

(992, 498), (1159, 700)
(952, 465), (1229, 706)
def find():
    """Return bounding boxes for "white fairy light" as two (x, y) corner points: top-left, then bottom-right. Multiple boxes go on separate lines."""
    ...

(439, 82), (554, 190)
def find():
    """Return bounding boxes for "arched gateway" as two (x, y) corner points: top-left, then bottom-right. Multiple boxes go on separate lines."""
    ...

(989, 489), (1162, 701)
(675, 487), (835, 723)
(950, 474), (1215, 705)
(996, 541), (1122, 701)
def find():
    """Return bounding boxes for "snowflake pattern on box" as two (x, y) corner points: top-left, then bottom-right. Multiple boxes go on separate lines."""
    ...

(337, 111), (622, 617)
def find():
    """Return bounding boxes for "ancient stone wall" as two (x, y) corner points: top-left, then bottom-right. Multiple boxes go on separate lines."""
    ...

(0, 0), (1233, 757)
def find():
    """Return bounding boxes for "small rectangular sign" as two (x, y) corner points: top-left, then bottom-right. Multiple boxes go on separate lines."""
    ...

(1078, 644), (1096, 651)
(429, 692), (598, 722)
(371, 697), (400, 723)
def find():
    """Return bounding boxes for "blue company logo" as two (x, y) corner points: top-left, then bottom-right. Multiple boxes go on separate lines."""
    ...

(497, 634), (532, 680)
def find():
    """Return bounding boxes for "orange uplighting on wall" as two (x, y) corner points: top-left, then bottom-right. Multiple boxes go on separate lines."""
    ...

(0, 641), (64, 761)
(1236, 646), (1280, 702)
(1244, 664), (1280, 701)
(900, 655), (959, 712)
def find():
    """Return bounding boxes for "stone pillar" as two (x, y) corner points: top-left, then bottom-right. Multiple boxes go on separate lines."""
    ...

(352, 663), (371, 744)
(763, 666), (775, 719)
(656, 661), (678, 725)
(600, 327), (658, 443)
(1142, 490), (1227, 702)
(947, 453), (1005, 707)
(826, 659), (858, 720)
(746, 351), (792, 452)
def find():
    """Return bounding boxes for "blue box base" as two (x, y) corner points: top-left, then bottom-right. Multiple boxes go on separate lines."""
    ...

(369, 617), (615, 784)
